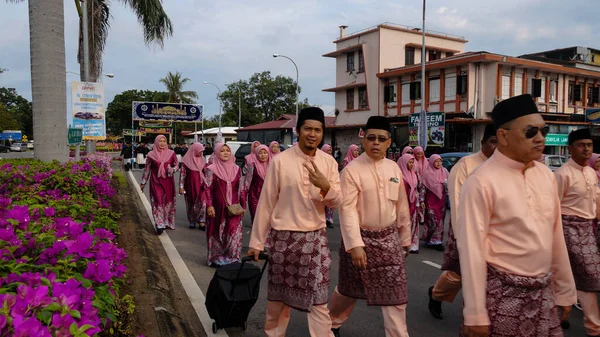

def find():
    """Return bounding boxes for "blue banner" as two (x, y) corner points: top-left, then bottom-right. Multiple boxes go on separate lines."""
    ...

(132, 101), (203, 122)
(586, 108), (600, 123)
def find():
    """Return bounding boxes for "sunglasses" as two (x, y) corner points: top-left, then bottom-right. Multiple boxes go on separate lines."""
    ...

(504, 125), (550, 139)
(365, 135), (390, 143)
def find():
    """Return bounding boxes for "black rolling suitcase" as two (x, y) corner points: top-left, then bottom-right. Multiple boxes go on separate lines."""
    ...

(205, 253), (269, 333)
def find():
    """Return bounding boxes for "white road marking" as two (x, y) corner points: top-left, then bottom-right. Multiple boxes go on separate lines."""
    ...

(422, 260), (442, 269)
(128, 171), (228, 337)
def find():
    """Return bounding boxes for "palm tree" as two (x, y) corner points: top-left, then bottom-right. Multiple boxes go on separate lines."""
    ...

(159, 72), (199, 103)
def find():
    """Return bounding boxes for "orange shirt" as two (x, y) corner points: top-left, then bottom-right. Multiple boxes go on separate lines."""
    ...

(249, 145), (343, 251)
(456, 150), (576, 326)
(554, 159), (600, 220)
(338, 153), (411, 251)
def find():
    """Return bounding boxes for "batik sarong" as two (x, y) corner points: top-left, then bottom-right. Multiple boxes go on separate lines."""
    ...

(562, 215), (600, 292)
(441, 220), (461, 275)
(338, 225), (408, 306)
(267, 228), (331, 312)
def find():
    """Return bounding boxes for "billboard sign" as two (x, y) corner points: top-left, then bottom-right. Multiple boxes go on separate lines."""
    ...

(408, 112), (445, 147)
(67, 128), (83, 145)
(132, 101), (203, 122)
(586, 108), (600, 123)
(71, 82), (106, 140)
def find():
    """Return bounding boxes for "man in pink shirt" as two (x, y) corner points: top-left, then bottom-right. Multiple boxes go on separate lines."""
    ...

(456, 94), (576, 337)
(247, 107), (343, 337)
(427, 123), (497, 320)
(554, 128), (600, 337)
(329, 116), (411, 337)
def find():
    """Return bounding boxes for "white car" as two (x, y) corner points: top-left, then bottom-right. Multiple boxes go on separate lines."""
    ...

(26, 141), (34, 149)
(10, 143), (27, 152)
(545, 155), (567, 171)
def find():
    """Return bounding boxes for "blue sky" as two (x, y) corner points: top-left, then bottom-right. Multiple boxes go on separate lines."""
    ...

(0, 0), (599, 126)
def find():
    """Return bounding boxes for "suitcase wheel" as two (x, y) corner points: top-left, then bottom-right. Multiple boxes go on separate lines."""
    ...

(212, 322), (218, 334)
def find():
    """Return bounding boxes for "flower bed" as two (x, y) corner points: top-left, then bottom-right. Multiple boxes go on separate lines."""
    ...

(0, 154), (140, 336)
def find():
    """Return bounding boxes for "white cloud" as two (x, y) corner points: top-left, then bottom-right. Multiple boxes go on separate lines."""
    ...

(436, 6), (449, 14)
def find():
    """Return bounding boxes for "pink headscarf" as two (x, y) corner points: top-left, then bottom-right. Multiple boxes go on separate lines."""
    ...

(402, 146), (413, 155)
(398, 154), (418, 203)
(344, 144), (359, 165)
(422, 154), (449, 199)
(269, 141), (280, 158)
(413, 146), (428, 175)
(588, 153), (600, 181)
(253, 145), (270, 180)
(245, 141), (261, 166)
(321, 144), (333, 155)
(147, 135), (175, 178)
(181, 143), (206, 172)
(207, 143), (240, 205)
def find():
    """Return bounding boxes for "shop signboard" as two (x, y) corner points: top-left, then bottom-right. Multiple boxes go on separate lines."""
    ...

(408, 112), (445, 147)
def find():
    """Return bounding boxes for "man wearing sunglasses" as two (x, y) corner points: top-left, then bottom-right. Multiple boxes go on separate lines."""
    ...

(554, 128), (600, 337)
(456, 94), (576, 337)
(329, 116), (411, 337)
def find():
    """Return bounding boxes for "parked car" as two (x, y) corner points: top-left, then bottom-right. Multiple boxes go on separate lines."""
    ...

(234, 142), (289, 168)
(10, 143), (27, 152)
(438, 152), (472, 172)
(545, 155), (567, 171)
(225, 141), (252, 159)
(26, 141), (34, 149)
(0, 145), (9, 153)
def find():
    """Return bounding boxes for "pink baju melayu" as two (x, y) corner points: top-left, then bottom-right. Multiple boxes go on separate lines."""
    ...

(179, 143), (207, 226)
(141, 135), (178, 230)
(204, 143), (246, 267)
(421, 154), (448, 246)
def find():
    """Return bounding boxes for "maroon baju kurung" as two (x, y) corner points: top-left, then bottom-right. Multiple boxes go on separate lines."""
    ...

(141, 154), (178, 230)
(179, 164), (206, 226)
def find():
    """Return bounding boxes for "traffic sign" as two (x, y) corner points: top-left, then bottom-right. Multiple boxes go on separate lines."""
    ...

(68, 128), (83, 145)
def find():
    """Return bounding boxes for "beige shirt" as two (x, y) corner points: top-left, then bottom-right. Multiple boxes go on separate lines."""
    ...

(249, 145), (343, 251)
(554, 159), (600, 220)
(456, 150), (576, 326)
(339, 153), (411, 251)
(448, 151), (488, 226)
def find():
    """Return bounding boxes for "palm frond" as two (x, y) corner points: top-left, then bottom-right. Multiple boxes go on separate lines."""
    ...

(118, 0), (174, 48)
(159, 71), (197, 103)
(77, 0), (111, 81)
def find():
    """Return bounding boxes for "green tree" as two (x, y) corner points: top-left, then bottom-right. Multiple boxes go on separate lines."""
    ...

(0, 88), (33, 138)
(218, 71), (311, 127)
(159, 71), (199, 103)
(105, 89), (168, 135)
(0, 103), (21, 132)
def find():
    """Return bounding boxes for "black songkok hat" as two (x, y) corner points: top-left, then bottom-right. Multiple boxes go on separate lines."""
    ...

(483, 123), (497, 139)
(568, 128), (592, 145)
(297, 107), (325, 130)
(491, 94), (539, 129)
(365, 116), (390, 132)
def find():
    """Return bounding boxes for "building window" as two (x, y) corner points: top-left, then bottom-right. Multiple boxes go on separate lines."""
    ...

(593, 55), (596, 63)
(514, 74), (523, 95)
(549, 80), (558, 103)
(428, 50), (440, 61)
(429, 78), (441, 102)
(588, 85), (595, 107)
(446, 52), (454, 57)
(444, 75), (456, 100)
(405, 48), (415, 66)
(501, 75), (511, 100)
(346, 89), (354, 110)
(358, 50), (364, 73)
(401, 83), (410, 104)
(537, 78), (546, 103)
(346, 52), (355, 72)
(358, 87), (368, 109)
(569, 82), (582, 105)
(384, 84), (396, 103)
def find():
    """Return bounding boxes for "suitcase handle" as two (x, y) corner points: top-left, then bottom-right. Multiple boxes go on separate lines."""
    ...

(231, 253), (269, 297)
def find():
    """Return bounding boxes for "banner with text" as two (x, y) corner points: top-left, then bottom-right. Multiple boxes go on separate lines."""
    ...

(132, 101), (203, 122)
(586, 108), (600, 123)
(139, 121), (173, 128)
(408, 112), (445, 147)
(71, 82), (106, 140)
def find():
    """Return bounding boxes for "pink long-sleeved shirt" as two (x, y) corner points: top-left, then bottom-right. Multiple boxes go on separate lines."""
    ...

(456, 150), (576, 326)
(554, 159), (600, 220)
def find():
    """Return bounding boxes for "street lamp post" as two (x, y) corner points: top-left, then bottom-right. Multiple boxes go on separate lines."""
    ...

(203, 81), (223, 141)
(66, 71), (115, 79)
(273, 54), (299, 123)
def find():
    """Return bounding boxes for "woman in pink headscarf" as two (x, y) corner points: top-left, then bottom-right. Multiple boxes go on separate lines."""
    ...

(321, 144), (336, 228)
(589, 153), (600, 186)
(421, 154), (449, 250)
(140, 135), (179, 235)
(243, 141), (261, 174)
(268, 141), (281, 158)
(401, 146), (413, 155)
(342, 144), (359, 169)
(243, 144), (270, 223)
(398, 153), (425, 253)
(179, 143), (207, 231)
(412, 146), (428, 175)
(204, 143), (247, 267)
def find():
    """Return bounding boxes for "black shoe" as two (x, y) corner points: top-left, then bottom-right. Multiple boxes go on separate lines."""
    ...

(188, 224), (196, 229)
(331, 327), (340, 337)
(561, 320), (570, 329)
(428, 286), (443, 319)
(326, 221), (334, 228)
(156, 228), (164, 235)
(198, 225), (206, 231)
(435, 244), (445, 252)
(409, 250), (419, 254)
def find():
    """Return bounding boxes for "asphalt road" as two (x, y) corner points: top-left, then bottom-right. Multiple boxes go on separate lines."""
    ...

(129, 168), (587, 337)
(0, 150), (34, 159)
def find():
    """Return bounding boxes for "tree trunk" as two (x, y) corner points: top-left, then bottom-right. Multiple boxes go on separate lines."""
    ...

(29, 0), (69, 162)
